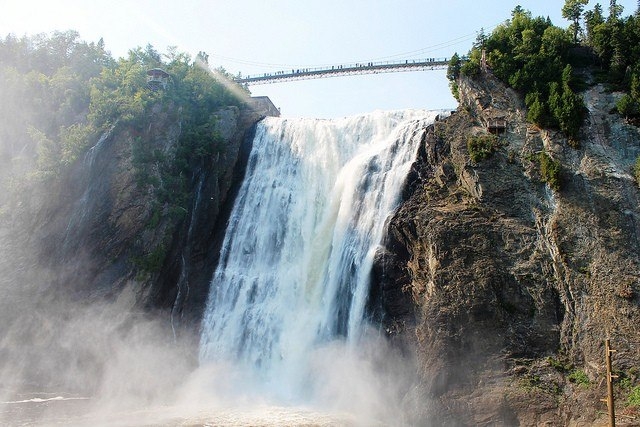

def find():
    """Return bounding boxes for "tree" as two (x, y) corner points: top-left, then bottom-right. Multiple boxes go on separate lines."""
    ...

(473, 28), (487, 50)
(541, 26), (571, 57)
(584, 4), (605, 47)
(617, 73), (640, 118)
(512, 5), (526, 17)
(447, 53), (462, 100)
(617, 93), (638, 118)
(548, 81), (562, 128)
(562, 0), (589, 43)
(525, 90), (548, 125)
(447, 53), (462, 81)
(609, 0), (624, 22)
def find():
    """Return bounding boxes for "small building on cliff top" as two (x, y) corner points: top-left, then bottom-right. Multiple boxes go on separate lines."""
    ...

(147, 68), (171, 91)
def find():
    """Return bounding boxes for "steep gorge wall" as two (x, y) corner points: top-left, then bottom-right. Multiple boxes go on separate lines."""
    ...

(2, 100), (267, 332)
(374, 72), (640, 425)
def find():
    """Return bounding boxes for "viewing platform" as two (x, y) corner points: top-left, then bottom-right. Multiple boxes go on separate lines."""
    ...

(147, 68), (171, 90)
(245, 96), (280, 117)
(235, 58), (449, 85)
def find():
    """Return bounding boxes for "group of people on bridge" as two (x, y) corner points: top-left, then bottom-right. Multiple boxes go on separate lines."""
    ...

(242, 57), (448, 81)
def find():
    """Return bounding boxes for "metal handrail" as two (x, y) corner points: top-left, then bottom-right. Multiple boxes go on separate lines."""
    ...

(235, 58), (450, 85)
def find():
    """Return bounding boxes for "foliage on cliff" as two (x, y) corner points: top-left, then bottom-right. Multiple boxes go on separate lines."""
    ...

(582, 1), (640, 121)
(0, 31), (247, 182)
(0, 31), (252, 283)
(447, 7), (587, 145)
(447, 3), (640, 145)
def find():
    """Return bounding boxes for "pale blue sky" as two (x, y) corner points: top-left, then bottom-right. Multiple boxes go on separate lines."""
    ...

(2, 1), (638, 118)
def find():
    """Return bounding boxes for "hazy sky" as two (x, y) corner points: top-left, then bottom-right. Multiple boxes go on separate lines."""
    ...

(2, 0), (638, 118)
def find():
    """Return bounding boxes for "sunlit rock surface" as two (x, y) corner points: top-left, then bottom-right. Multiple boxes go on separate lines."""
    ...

(374, 72), (640, 425)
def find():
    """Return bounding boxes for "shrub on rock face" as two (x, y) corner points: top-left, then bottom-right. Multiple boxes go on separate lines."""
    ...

(460, 60), (481, 78)
(618, 94), (639, 119)
(467, 134), (500, 163)
(538, 151), (562, 190)
(628, 385), (640, 407)
(568, 369), (590, 388)
(634, 156), (640, 185)
(447, 53), (462, 100)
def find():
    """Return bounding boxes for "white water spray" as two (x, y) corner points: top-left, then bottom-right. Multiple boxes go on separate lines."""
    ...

(199, 109), (440, 406)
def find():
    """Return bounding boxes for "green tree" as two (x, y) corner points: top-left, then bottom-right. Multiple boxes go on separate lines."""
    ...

(617, 94), (639, 117)
(525, 91), (548, 126)
(447, 53), (462, 81)
(584, 3), (606, 47)
(559, 86), (585, 144)
(617, 73), (640, 118)
(562, 0), (589, 43)
(609, 0), (624, 22)
(446, 53), (462, 99)
(538, 152), (562, 190)
(541, 26), (571, 57)
(29, 126), (61, 178)
(548, 81), (563, 128)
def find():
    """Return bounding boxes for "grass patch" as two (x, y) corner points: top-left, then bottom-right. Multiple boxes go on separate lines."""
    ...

(547, 356), (572, 373)
(628, 386), (640, 407)
(568, 369), (590, 388)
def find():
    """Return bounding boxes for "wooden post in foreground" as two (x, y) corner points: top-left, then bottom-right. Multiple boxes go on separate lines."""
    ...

(605, 339), (616, 427)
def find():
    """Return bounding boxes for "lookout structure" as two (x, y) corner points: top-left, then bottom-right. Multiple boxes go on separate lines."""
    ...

(147, 68), (171, 91)
(245, 96), (280, 117)
(487, 117), (507, 135)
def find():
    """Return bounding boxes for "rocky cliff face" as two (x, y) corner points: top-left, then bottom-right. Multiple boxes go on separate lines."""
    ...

(1, 100), (266, 337)
(66, 104), (267, 330)
(374, 72), (640, 425)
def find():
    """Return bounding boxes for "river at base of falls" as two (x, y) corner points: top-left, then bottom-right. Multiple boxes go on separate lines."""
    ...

(1, 398), (360, 426)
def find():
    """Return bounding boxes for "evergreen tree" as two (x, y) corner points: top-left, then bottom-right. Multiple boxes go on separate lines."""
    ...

(584, 3), (605, 47)
(609, 0), (624, 22)
(446, 53), (462, 100)
(562, 0), (589, 43)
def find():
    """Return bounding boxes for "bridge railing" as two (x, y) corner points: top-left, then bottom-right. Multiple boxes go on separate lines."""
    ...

(236, 57), (450, 83)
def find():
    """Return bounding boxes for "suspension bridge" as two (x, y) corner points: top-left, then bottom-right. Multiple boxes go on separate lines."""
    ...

(234, 57), (450, 85)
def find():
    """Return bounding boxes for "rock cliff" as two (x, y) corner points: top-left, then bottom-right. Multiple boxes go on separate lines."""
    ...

(0, 99), (266, 348)
(373, 71), (640, 425)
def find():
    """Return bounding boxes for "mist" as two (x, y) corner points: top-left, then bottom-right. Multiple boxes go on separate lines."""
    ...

(0, 272), (423, 426)
(0, 145), (425, 425)
(0, 133), (428, 427)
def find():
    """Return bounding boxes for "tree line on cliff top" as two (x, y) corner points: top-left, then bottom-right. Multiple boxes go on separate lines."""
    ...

(447, 1), (640, 145)
(0, 31), (246, 183)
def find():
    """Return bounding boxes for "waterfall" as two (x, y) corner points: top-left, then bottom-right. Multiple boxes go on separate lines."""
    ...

(199, 109), (440, 402)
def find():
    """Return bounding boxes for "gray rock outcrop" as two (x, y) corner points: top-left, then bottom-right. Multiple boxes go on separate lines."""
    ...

(373, 72), (640, 425)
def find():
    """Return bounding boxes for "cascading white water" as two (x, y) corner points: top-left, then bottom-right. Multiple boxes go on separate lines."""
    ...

(199, 109), (441, 403)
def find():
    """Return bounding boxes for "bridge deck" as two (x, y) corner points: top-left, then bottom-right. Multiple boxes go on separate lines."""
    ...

(235, 58), (449, 85)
